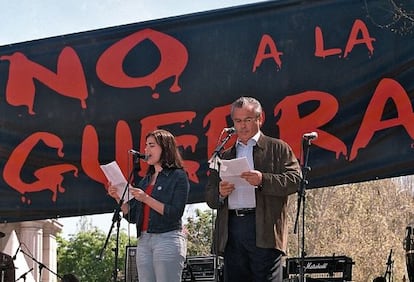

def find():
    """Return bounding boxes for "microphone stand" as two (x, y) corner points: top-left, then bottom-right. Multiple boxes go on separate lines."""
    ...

(15, 267), (33, 282)
(404, 225), (414, 282)
(0, 258), (5, 282)
(99, 157), (140, 282)
(20, 249), (62, 281)
(384, 249), (394, 282)
(209, 131), (235, 163)
(293, 137), (314, 282)
(209, 130), (235, 282)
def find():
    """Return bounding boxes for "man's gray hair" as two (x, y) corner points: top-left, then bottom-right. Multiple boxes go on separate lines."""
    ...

(231, 96), (262, 118)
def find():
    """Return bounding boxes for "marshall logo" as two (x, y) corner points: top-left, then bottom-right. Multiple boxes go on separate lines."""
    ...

(305, 262), (329, 270)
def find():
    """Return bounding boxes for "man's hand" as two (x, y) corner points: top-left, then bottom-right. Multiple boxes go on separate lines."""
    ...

(241, 170), (262, 187)
(219, 181), (235, 197)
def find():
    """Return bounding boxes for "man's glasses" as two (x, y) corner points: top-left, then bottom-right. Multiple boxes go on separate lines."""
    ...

(232, 117), (258, 124)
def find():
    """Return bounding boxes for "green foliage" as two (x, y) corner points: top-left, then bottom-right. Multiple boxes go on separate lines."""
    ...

(184, 208), (214, 256)
(57, 218), (137, 282)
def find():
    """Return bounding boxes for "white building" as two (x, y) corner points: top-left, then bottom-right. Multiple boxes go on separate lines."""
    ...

(0, 220), (62, 282)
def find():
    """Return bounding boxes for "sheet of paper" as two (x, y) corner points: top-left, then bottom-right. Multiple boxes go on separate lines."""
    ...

(100, 161), (134, 201)
(219, 157), (256, 208)
(219, 157), (252, 187)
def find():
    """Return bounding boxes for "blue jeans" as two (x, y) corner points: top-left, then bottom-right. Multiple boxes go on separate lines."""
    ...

(224, 213), (283, 282)
(136, 230), (187, 282)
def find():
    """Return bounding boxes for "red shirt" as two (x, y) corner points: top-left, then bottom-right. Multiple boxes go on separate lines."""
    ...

(141, 184), (155, 231)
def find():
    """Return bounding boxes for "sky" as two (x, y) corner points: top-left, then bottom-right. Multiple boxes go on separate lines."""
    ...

(1, 0), (265, 45)
(1, 0), (264, 238)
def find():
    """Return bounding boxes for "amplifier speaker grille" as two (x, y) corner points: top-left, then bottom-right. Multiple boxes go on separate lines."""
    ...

(125, 246), (138, 282)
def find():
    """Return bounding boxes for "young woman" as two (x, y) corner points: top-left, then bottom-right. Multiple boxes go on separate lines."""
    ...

(108, 129), (189, 282)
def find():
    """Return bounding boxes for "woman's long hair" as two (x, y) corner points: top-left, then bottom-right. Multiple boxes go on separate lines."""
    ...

(145, 129), (184, 175)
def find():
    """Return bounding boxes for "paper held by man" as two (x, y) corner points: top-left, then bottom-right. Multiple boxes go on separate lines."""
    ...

(219, 156), (256, 208)
(219, 157), (254, 188)
(100, 161), (134, 201)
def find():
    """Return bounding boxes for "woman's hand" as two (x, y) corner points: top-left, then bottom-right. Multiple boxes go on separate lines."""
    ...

(130, 187), (149, 203)
(107, 182), (120, 203)
(107, 182), (130, 214)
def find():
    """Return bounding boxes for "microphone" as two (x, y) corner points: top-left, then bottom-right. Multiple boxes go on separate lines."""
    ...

(387, 249), (393, 265)
(405, 225), (414, 251)
(128, 149), (148, 161)
(303, 132), (318, 140)
(12, 243), (21, 260)
(223, 127), (236, 134)
(16, 268), (33, 281)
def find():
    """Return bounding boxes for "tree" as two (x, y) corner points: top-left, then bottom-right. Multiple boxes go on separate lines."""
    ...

(184, 208), (214, 256)
(57, 218), (137, 282)
(286, 178), (414, 281)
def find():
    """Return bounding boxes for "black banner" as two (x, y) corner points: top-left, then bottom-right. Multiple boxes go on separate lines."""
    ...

(0, 0), (413, 222)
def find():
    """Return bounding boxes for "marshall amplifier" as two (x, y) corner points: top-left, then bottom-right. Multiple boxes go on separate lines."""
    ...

(286, 256), (354, 282)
